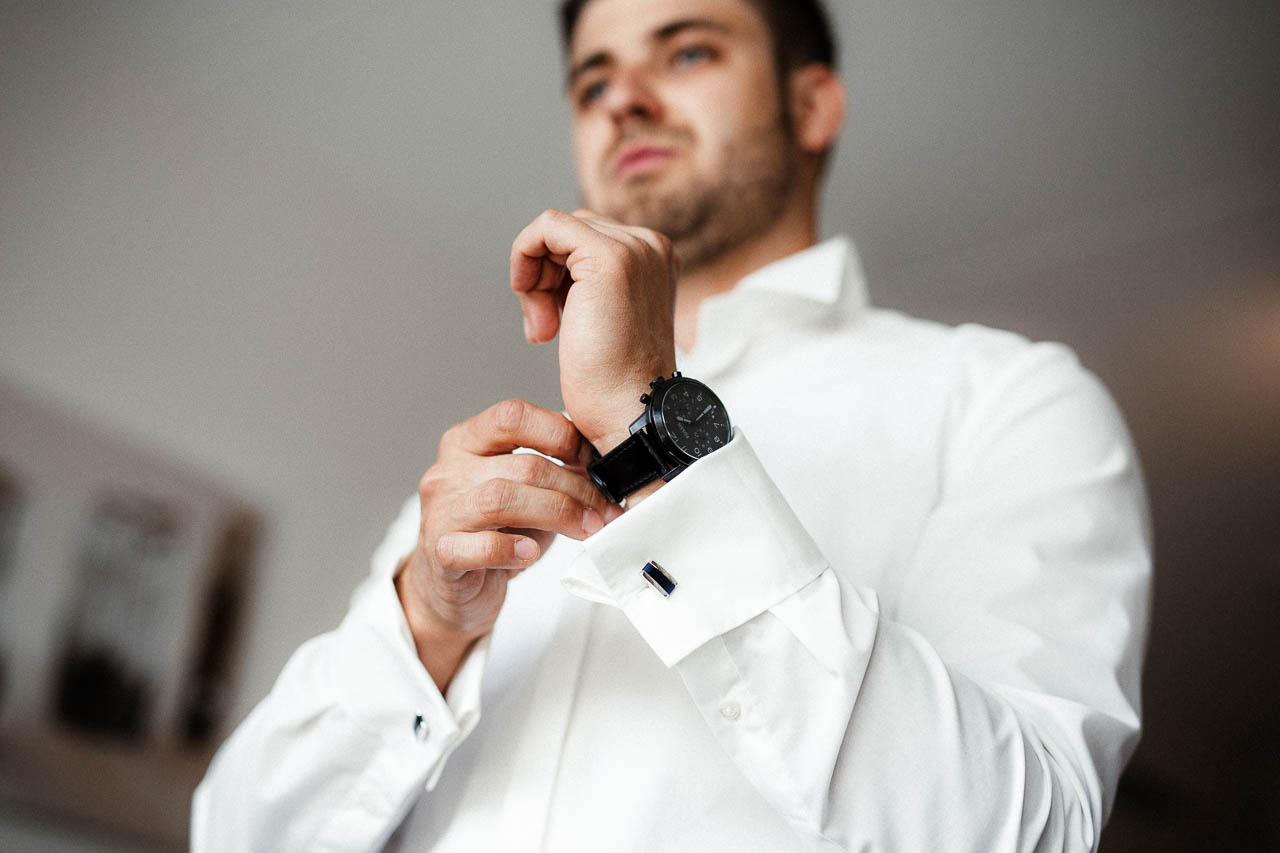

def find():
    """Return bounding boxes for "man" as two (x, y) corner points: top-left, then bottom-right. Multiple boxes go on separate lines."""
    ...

(193, 0), (1151, 850)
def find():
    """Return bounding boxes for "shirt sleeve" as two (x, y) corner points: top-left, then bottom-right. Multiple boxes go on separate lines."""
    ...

(565, 341), (1151, 852)
(191, 496), (487, 853)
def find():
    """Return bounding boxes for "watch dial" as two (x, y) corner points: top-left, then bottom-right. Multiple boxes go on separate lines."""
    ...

(660, 380), (731, 460)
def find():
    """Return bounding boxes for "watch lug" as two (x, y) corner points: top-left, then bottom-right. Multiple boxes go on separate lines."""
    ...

(629, 411), (648, 435)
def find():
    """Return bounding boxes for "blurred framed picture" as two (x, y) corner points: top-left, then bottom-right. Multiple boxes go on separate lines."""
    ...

(0, 379), (261, 848)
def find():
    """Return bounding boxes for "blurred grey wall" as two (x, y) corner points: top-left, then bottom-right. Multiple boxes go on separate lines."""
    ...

(0, 0), (1277, 849)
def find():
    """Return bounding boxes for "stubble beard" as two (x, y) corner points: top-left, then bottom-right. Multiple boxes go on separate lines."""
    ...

(597, 111), (797, 272)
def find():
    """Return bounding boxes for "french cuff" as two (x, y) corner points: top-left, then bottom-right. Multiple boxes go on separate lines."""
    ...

(565, 428), (829, 667)
(332, 570), (487, 792)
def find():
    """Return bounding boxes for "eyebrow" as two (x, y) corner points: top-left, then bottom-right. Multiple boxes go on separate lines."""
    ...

(566, 18), (734, 90)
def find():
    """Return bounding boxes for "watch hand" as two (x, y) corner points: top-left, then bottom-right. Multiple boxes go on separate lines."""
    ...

(694, 404), (714, 423)
(675, 416), (693, 424)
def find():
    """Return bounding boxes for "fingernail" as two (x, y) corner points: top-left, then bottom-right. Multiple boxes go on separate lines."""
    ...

(523, 315), (533, 342)
(583, 508), (603, 535)
(515, 538), (538, 560)
(603, 504), (623, 523)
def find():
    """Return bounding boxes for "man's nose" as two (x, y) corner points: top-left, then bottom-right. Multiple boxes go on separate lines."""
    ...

(601, 66), (663, 124)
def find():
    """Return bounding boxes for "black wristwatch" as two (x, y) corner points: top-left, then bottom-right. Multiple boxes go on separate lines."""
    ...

(587, 372), (733, 503)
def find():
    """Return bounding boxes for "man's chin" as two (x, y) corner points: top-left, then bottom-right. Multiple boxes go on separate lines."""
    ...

(601, 190), (693, 231)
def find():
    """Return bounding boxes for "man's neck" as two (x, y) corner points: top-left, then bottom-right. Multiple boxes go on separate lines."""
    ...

(674, 206), (816, 352)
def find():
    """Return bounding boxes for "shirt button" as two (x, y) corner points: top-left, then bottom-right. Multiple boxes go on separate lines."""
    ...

(413, 713), (430, 742)
(719, 701), (742, 722)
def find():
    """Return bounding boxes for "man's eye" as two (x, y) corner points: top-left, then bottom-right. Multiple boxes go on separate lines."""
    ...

(672, 45), (714, 66)
(579, 80), (608, 106)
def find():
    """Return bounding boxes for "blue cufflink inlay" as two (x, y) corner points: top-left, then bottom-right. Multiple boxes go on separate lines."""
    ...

(641, 561), (676, 597)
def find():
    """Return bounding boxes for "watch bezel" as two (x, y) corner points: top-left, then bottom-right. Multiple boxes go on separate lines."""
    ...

(648, 376), (732, 466)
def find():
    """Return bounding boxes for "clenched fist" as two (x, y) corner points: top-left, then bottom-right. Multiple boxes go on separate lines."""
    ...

(510, 208), (679, 454)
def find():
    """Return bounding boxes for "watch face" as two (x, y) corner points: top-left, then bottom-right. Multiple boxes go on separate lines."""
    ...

(654, 378), (732, 462)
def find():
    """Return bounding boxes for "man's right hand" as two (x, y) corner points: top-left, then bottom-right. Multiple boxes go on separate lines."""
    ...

(395, 399), (620, 692)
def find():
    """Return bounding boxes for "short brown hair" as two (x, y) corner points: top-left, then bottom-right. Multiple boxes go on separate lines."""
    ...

(557, 0), (838, 76)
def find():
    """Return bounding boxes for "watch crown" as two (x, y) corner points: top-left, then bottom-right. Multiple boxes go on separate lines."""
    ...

(673, 371), (682, 377)
(649, 378), (661, 389)
(639, 393), (651, 404)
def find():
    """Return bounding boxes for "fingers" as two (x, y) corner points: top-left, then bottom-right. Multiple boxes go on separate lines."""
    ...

(439, 399), (588, 463)
(510, 208), (612, 294)
(510, 208), (679, 344)
(433, 530), (541, 578)
(491, 451), (618, 521)
(518, 288), (564, 344)
(511, 209), (603, 343)
(511, 208), (674, 291)
(571, 207), (675, 264)
(452, 477), (604, 541)
(520, 245), (570, 344)
(502, 526), (557, 555)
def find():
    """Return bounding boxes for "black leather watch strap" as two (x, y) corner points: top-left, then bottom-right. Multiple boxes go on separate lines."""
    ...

(588, 432), (665, 503)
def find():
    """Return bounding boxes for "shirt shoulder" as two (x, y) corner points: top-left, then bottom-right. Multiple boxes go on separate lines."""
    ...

(826, 309), (1133, 482)
(859, 307), (1062, 365)
(856, 308), (1096, 402)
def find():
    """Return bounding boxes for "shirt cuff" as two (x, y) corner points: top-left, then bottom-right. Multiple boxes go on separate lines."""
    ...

(331, 567), (487, 791)
(564, 428), (829, 666)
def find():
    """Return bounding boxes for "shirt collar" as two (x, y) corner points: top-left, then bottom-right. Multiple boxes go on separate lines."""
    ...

(732, 234), (868, 308)
(676, 235), (870, 377)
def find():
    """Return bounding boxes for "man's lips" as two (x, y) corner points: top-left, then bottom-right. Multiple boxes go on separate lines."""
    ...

(612, 144), (678, 179)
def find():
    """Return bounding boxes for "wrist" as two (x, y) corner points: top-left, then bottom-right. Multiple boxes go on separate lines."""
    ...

(593, 426), (639, 456)
(394, 566), (482, 693)
(577, 359), (676, 454)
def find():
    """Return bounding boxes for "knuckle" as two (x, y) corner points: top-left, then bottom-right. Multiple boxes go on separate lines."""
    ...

(513, 453), (545, 483)
(418, 465), (445, 499)
(555, 492), (578, 525)
(433, 534), (458, 569)
(603, 234), (630, 260)
(437, 424), (461, 454)
(479, 533), (506, 564)
(475, 478), (515, 519)
(490, 399), (527, 437)
(652, 230), (673, 256)
(552, 419), (579, 454)
(635, 228), (671, 261)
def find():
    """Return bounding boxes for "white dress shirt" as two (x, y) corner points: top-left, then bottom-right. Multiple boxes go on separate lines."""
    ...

(192, 237), (1151, 852)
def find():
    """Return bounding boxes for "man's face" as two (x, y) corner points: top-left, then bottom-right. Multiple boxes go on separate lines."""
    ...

(567, 0), (798, 270)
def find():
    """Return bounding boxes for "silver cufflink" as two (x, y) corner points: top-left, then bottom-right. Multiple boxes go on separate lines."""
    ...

(641, 561), (677, 597)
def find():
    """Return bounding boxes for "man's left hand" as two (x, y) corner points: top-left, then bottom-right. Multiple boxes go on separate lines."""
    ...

(510, 208), (678, 454)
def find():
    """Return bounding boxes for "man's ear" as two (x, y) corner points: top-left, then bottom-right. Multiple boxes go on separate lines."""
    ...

(788, 64), (846, 155)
